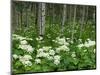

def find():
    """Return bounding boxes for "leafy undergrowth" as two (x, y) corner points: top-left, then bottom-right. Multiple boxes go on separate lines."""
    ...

(12, 32), (96, 74)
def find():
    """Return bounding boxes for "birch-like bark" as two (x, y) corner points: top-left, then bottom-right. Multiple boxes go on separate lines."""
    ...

(38, 3), (46, 36)
(37, 3), (41, 35)
(72, 5), (77, 40)
(93, 7), (96, 24)
(25, 4), (28, 27)
(80, 6), (85, 38)
(41, 3), (46, 35)
(19, 2), (23, 30)
(52, 4), (55, 25)
(12, 2), (15, 33)
(86, 6), (88, 23)
(62, 4), (66, 33)
(69, 5), (72, 26)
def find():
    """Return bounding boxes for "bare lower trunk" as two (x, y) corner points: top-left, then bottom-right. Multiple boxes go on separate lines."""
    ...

(80, 6), (85, 38)
(37, 3), (46, 36)
(62, 4), (66, 33)
(72, 5), (77, 40)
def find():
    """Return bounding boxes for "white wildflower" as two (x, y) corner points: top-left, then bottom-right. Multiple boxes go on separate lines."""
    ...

(19, 44), (27, 50)
(78, 39), (82, 43)
(23, 55), (32, 60)
(19, 44), (34, 53)
(13, 54), (18, 59)
(20, 40), (27, 45)
(18, 36), (25, 40)
(66, 38), (70, 40)
(88, 40), (95, 46)
(42, 46), (51, 51)
(26, 45), (34, 53)
(84, 42), (90, 47)
(19, 55), (32, 66)
(36, 36), (43, 41)
(26, 38), (33, 40)
(37, 48), (44, 53)
(19, 56), (25, 62)
(47, 56), (53, 60)
(24, 61), (32, 67)
(56, 48), (61, 53)
(56, 37), (69, 45)
(77, 44), (84, 48)
(19, 55), (32, 63)
(49, 49), (55, 56)
(70, 40), (74, 44)
(54, 59), (60, 65)
(94, 49), (96, 53)
(54, 55), (61, 60)
(37, 52), (49, 58)
(84, 40), (95, 47)
(36, 52), (44, 57)
(12, 34), (33, 41)
(83, 49), (87, 52)
(59, 45), (70, 51)
(71, 52), (76, 58)
(43, 53), (49, 57)
(35, 59), (41, 64)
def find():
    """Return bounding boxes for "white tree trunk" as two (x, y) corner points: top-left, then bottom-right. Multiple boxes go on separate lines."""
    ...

(62, 4), (66, 33)
(41, 3), (46, 35)
(80, 6), (85, 38)
(38, 3), (45, 36)
(69, 5), (72, 26)
(72, 5), (77, 40)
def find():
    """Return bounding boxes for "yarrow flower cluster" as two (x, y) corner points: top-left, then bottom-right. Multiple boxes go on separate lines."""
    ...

(36, 47), (51, 58)
(13, 54), (32, 67)
(54, 55), (61, 65)
(20, 40), (28, 45)
(12, 34), (33, 40)
(18, 40), (34, 53)
(13, 34), (34, 53)
(13, 33), (96, 68)
(13, 54), (18, 59)
(35, 58), (41, 64)
(77, 39), (95, 48)
(54, 37), (69, 46)
(19, 55), (32, 67)
(49, 49), (55, 56)
(53, 37), (70, 53)
(56, 45), (70, 53)
(19, 44), (34, 53)
(71, 52), (76, 58)
(35, 46), (61, 65)
(36, 36), (43, 41)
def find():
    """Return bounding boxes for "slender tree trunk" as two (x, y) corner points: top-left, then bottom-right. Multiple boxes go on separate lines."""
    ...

(38, 3), (42, 35)
(52, 4), (55, 25)
(37, 3), (46, 36)
(61, 4), (66, 33)
(93, 7), (96, 24)
(35, 3), (39, 34)
(49, 4), (52, 29)
(12, 2), (16, 33)
(69, 5), (72, 26)
(20, 10), (22, 29)
(80, 6), (85, 38)
(41, 3), (46, 35)
(72, 5), (77, 40)
(25, 5), (28, 27)
(86, 6), (88, 24)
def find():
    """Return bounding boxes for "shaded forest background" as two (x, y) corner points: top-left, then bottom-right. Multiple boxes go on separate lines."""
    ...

(11, 1), (96, 41)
